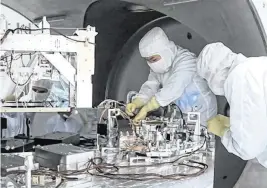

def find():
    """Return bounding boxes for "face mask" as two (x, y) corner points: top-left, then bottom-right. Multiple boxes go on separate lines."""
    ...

(148, 60), (166, 73)
(32, 91), (50, 101)
(147, 54), (172, 74)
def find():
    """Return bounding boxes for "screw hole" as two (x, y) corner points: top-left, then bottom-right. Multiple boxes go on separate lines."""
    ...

(187, 32), (192, 40)
(223, 176), (227, 180)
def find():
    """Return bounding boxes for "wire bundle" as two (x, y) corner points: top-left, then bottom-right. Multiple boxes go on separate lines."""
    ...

(86, 156), (208, 181)
(85, 136), (208, 181)
(5, 137), (208, 188)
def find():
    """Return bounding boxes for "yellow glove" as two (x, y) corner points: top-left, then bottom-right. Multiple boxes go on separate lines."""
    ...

(4, 95), (16, 101)
(133, 97), (160, 125)
(207, 114), (230, 137)
(126, 98), (145, 116)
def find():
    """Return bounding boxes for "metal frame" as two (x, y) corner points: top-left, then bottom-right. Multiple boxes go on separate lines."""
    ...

(0, 107), (71, 113)
(0, 17), (97, 112)
(1, 153), (38, 188)
(107, 108), (120, 147)
(187, 112), (201, 142)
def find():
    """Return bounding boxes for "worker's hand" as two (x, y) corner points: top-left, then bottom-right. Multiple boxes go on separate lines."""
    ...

(133, 96), (160, 125)
(126, 103), (137, 117)
(207, 114), (230, 137)
(4, 95), (16, 101)
(125, 98), (145, 116)
(133, 107), (148, 125)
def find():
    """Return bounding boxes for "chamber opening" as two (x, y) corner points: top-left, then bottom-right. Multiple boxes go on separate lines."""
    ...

(84, 0), (164, 106)
(84, 1), (210, 107)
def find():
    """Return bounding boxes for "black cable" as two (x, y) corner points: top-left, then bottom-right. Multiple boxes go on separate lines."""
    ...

(86, 137), (208, 181)
(64, 177), (79, 181)
(170, 102), (183, 119)
(170, 102), (185, 126)
(31, 137), (208, 182)
(0, 29), (13, 44)
(30, 139), (208, 182)
(55, 179), (64, 188)
(88, 158), (207, 181)
(29, 132), (208, 182)
(1, 27), (95, 44)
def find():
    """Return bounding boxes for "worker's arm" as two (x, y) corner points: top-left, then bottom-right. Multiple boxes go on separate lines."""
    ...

(133, 96), (160, 123)
(221, 60), (267, 160)
(135, 70), (160, 104)
(126, 71), (160, 117)
(154, 49), (196, 107)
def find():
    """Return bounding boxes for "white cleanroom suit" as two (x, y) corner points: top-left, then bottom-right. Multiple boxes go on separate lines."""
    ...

(45, 112), (82, 134)
(197, 42), (267, 187)
(2, 79), (52, 138)
(20, 79), (53, 102)
(127, 27), (217, 125)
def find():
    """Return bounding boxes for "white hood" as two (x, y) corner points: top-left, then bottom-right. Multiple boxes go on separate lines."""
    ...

(197, 42), (247, 95)
(139, 27), (177, 74)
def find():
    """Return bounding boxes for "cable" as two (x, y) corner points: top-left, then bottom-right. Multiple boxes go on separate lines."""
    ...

(0, 29), (13, 44)
(170, 102), (185, 127)
(99, 108), (108, 123)
(97, 99), (126, 108)
(50, 28), (91, 43)
(120, 136), (206, 168)
(28, 137), (207, 182)
(97, 99), (135, 127)
(55, 179), (64, 188)
(114, 160), (207, 179)
(86, 155), (208, 181)
(1, 27), (95, 44)
(33, 100), (207, 182)
(86, 136), (208, 181)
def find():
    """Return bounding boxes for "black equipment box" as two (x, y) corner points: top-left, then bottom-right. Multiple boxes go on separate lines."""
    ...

(1, 138), (34, 153)
(34, 132), (80, 146)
